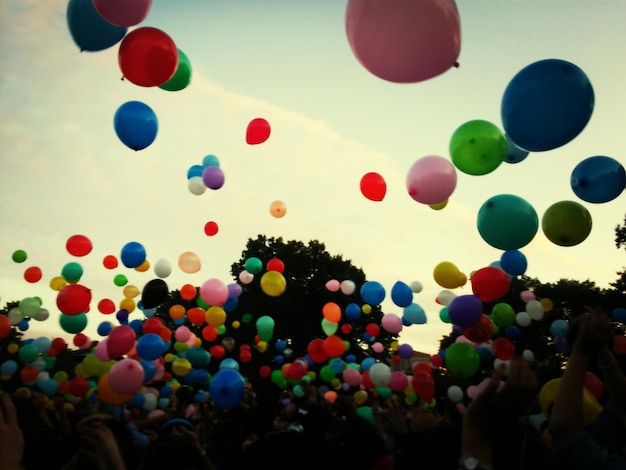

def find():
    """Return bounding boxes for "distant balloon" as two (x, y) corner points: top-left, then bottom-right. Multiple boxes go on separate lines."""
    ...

(504, 134), (529, 164)
(360, 281), (385, 305)
(118, 27), (179, 87)
(246, 118), (271, 145)
(204, 221), (219, 236)
(360, 172), (387, 201)
(159, 48), (192, 91)
(500, 250), (528, 276)
(345, 0), (461, 83)
(202, 166), (225, 190)
(178, 251), (201, 274)
(433, 261), (466, 289)
(390, 281), (413, 308)
(114, 101), (158, 151)
(477, 194), (538, 250)
(406, 155), (457, 205)
(120, 241), (146, 268)
(141, 278), (169, 309)
(449, 120), (507, 175)
(570, 156), (625, 203)
(66, 234), (93, 257)
(66, 0), (127, 52)
(269, 200), (287, 218)
(542, 200), (592, 247)
(471, 266), (511, 302)
(501, 59), (594, 152)
(92, 0), (152, 27)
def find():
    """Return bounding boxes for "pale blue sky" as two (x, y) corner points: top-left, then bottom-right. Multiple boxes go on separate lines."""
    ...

(0, 0), (624, 353)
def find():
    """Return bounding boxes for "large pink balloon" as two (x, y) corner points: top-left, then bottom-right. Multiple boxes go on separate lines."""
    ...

(406, 155), (457, 204)
(93, 0), (152, 27)
(345, 0), (461, 83)
(200, 278), (229, 307)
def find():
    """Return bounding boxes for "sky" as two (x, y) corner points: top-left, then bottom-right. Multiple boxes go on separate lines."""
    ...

(0, 0), (625, 355)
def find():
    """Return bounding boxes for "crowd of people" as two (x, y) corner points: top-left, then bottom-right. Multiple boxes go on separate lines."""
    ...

(1, 307), (625, 470)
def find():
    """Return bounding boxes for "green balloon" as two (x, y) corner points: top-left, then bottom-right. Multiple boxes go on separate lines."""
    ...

(445, 342), (480, 379)
(491, 302), (515, 327)
(12, 249), (27, 263)
(59, 312), (88, 334)
(450, 119), (507, 175)
(244, 257), (263, 275)
(542, 200), (592, 246)
(477, 194), (538, 250)
(18, 344), (39, 365)
(159, 49), (192, 91)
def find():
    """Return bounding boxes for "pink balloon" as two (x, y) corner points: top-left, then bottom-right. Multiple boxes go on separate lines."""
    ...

(325, 279), (340, 292)
(200, 278), (229, 306)
(96, 338), (111, 362)
(109, 358), (145, 394)
(381, 313), (403, 334)
(93, 0), (152, 27)
(345, 0), (461, 83)
(389, 371), (409, 392)
(343, 368), (363, 387)
(406, 155), (457, 204)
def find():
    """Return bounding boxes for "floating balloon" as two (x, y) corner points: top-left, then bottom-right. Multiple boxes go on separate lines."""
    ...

(403, 303), (427, 325)
(23, 266), (42, 283)
(118, 27), (179, 87)
(178, 251), (201, 274)
(360, 172), (387, 201)
(445, 342), (480, 379)
(246, 118), (271, 145)
(462, 314), (494, 343)
(447, 294), (482, 328)
(433, 261), (466, 289)
(141, 279), (169, 309)
(500, 250), (528, 276)
(56, 284), (92, 315)
(260, 271), (287, 297)
(204, 221), (219, 236)
(360, 281), (385, 305)
(570, 156), (625, 203)
(107, 325), (136, 358)
(200, 278), (228, 306)
(12, 249), (27, 263)
(449, 120), (506, 175)
(477, 194), (538, 250)
(542, 200), (592, 247)
(188, 177), (206, 195)
(244, 257), (263, 274)
(345, 0), (461, 83)
(114, 101), (158, 151)
(202, 166), (225, 190)
(93, 0), (152, 26)
(66, 234), (93, 257)
(120, 241), (146, 268)
(159, 48), (192, 91)
(210, 369), (245, 409)
(501, 59), (594, 152)
(412, 370), (435, 403)
(390, 281), (413, 308)
(406, 155), (458, 205)
(153, 258), (172, 278)
(66, 0), (127, 52)
(471, 266), (510, 302)
(504, 134), (529, 164)
(269, 200), (286, 218)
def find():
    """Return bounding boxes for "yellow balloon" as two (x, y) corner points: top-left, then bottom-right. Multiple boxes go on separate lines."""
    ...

(260, 271), (286, 297)
(539, 378), (601, 427)
(172, 358), (192, 376)
(354, 390), (368, 405)
(257, 341), (268, 353)
(123, 285), (140, 298)
(119, 297), (136, 313)
(362, 304), (372, 314)
(7, 343), (19, 354)
(433, 261), (466, 289)
(135, 260), (150, 272)
(429, 199), (449, 210)
(205, 306), (226, 327)
(49, 276), (68, 291)
(540, 298), (554, 311)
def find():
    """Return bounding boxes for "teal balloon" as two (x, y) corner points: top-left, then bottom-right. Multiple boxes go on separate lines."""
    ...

(504, 134), (529, 164)
(477, 194), (538, 250)
(61, 262), (83, 283)
(403, 303), (427, 325)
(18, 344), (39, 365)
(541, 200), (592, 247)
(59, 313), (88, 334)
(445, 342), (480, 378)
(244, 257), (263, 274)
(449, 120), (506, 175)
(66, 0), (127, 52)
(159, 49), (192, 91)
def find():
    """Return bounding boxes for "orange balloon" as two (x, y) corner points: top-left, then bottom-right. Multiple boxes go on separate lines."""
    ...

(269, 200), (286, 218)
(180, 284), (197, 300)
(322, 302), (342, 322)
(98, 373), (133, 406)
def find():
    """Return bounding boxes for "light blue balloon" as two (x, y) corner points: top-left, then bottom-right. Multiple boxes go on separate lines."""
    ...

(403, 303), (427, 325)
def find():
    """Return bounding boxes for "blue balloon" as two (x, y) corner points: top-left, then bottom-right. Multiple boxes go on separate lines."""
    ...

(501, 59), (594, 152)
(209, 369), (245, 409)
(114, 101), (158, 151)
(140, 360), (157, 382)
(187, 164), (204, 179)
(0, 360), (18, 376)
(504, 134), (529, 164)
(403, 303), (427, 325)
(360, 281), (386, 305)
(97, 321), (113, 336)
(500, 250), (528, 276)
(571, 155), (626, 203)
(66, 0), (127, 52)
(136, 333), (165, 361)
(448, 294), (483, 328)
(120, 241), (147, 268)
(390, 281), (413, 308)
(612, 307), (626, 323)
(345, 303), (361, 321)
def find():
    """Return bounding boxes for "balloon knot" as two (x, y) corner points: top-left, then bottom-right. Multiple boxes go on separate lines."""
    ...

(453, 61), (460, 68)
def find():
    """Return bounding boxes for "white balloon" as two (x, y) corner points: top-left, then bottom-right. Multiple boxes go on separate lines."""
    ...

(368, 362), (391, 387)
(410, 280), (423, 293)
(447, 385), (464, 403)
(340, 280), (356, 295)
(188, 176), (206, 195)
(515, 311), (532, 327)
(154, 258), (172, 278)
(437, 289), (456, 306)
(526, 299), (544, 320)
(522, 349), (535, 362)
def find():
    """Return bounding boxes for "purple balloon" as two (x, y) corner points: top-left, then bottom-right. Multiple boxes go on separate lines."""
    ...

(448, 294), (483, 327)
(202, 166), (225, 190)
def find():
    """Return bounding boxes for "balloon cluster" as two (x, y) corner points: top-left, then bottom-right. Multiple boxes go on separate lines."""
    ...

(186, 154), (224, 196)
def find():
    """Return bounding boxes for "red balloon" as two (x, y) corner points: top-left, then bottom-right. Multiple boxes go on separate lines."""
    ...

(93, 0), (152, 27)
(266, 258), (285, 273)
(246, 118), (271, 145)
(412, 370), (435, 403)
(471, 266), (511, 302)
(345, 0), (461, 83)
(360, 172), (387, 201)
(23, 266), (42, 283)
(493, 337), (515, 360)
(118, 27), (179, 87)
(56, 284), (92, 315)
(307, 338), (329, 363)
(0, 315), (11, 340)
(107, 325), (136, 358)
(66, 234), (93, 257)
(103, 255), (118, 269)
(98, 298), (117, 314)
(204, 221), (219, 236)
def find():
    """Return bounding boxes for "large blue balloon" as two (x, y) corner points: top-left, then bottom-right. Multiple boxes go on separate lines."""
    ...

(120, 241), (147, 268)
(209, 369), (245, 409)
(390, 281), (413, 308)
(360, 281), (386, 305)
(66, 0), (128, 52)
(501, 59), (594, 152)
(477, 194), (538, 250)
(570, 156), (626, 203)
(500, 250), (528, 276)
(114, 101), (158, 151)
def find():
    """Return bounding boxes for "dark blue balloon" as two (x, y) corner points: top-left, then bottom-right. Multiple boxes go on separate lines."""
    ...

(448, 294), (483, 327)
(209, 369), (245, 409)
(345, 303), (361, 321)
(120, 241), (147, 268)
(613, 307), (626, 323)
(501, 59), (594, 152)
(571, 155), (626, 203)
(391, 281), (413, 308)
(360, 281), (386, 305)
(136, 333), (164, 361)
(66, 0), (127, 52)
(500, 250), (528, 276)
(114, 101), (158, 151)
